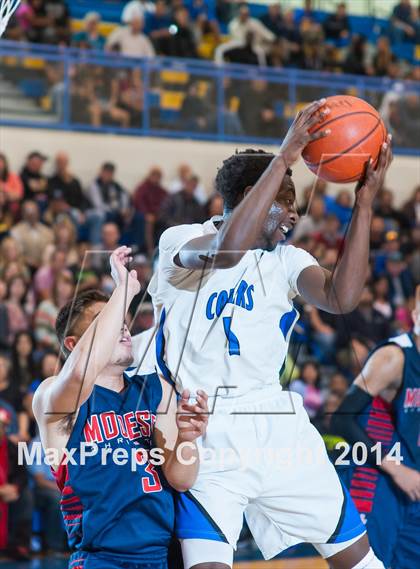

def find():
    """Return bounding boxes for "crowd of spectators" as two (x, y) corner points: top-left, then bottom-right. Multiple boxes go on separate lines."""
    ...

(0, 146), (418, 559)
(5, 1), (420, 74)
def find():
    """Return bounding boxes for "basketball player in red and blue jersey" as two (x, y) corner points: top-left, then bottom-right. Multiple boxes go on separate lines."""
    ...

(333, 285), (420, 569)
(33, 246), (209, 569)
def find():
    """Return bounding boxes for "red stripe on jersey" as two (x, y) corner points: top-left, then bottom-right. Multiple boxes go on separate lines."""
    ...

(353, 498), (373, 514)
(350, 489), (375, 499)
(352, 479), (376, 490)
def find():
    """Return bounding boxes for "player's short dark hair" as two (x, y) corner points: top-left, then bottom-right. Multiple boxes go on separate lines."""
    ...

(215, 149), (292, 211)
(56, 289), (108, 358)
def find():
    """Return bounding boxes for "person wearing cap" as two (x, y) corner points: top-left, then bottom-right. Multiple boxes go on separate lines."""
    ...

(121, 0), (155, 25)
(19, 151), (49, 212)
(106, 12), (155, 58)
(0, 405), (32, 560)
(72, 11), (105, 50)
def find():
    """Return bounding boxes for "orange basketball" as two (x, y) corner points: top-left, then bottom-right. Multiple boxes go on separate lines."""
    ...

(302, 95), (387, 183)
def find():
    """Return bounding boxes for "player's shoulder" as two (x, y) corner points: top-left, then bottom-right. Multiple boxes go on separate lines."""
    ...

(159, 222), (206, 251)
(275, 243), (318, 265)
(368, 341), (405, 367)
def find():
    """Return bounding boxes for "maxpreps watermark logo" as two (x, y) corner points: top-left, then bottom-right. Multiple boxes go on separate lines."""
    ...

(18, 441), (198, 472)
(17, 441), (404, 472)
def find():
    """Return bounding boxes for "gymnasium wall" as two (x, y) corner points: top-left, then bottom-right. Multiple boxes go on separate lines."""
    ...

(2, 127), (419, 205)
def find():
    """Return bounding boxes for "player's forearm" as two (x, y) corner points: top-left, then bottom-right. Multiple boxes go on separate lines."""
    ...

(327, 203), (372, 313)
(164, 438), (199, 493)
(215, 155), (288, 264)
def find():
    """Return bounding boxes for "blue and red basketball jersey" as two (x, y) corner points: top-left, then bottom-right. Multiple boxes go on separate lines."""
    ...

(53, 368), (174, 563)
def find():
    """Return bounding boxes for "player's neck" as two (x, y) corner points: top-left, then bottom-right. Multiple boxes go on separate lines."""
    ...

(96, 366), (126, 393)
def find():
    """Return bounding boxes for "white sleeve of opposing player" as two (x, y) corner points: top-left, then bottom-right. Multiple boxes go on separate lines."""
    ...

(280, 244), (319, 297)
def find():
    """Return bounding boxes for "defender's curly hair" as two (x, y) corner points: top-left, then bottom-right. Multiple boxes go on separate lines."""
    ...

(215, 149), (292, 211)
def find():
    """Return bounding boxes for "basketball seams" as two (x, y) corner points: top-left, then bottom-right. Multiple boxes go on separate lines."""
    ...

(305, 116), (382, 170)
(306, 110), (380, 138)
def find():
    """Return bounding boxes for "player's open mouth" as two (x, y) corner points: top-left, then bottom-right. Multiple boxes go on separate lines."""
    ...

(120, 336), (132, 345)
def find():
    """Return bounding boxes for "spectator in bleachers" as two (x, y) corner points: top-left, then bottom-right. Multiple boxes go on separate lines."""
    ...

(260, 4), (284, 37)
(292, 196), (325, 241)
(11, 332), (37, 394)
(277, 10), (303, 67)
(72, 11), (105, 51)
(48, 152), (86, 213)
(166, 6), (198, 58)
(5, 275), (32, 345)
(323, 2), (350, 41)
(397, 92), (420, 147)
(385, 251), (415, 307)
(229, 2), (274, 50)
(238, 79), (272, 136)
(0, 154), (23, 213)
(0, 405), (32, 561)
(44, 0), (70, 45)
(33, 248), (71, 301)
(180, 81), (214, 132)
(133, 167), (168, 256)
(194, 11), (221, 59)
(372, 36), (397, 77)
(0, 355), (29, 443)
(390, 0), (420, 43)
(313, 213), (343, 250)
(402, 185), (420, 227)
(0, 190), (13, 241)
(90, 221), (121, 276)
(372, 276), (393, 320)
(20, 152), (49, 212)
(374, 188), (409, 232)
(290, 360), (323, 419)
(342, 34), (371, 75)
(106, 14), (155, 59)
(34, 272), (74, 350)
(266, 38), (287, 68)
(0, 238), (30, 283)
(169, 163), (207, 204)
(11, 201), (54, 270)
(87, 162), (129, 226)
(222, 30), (260, 66)
(255, 102), (287, 139)
(159, 174), (206, 230)
(216, 2), (274, 66)
(28, 434), (68, 554)
(146, 0), (172, 53)
(335, 286), (392, 350)
(0, 280), (9, 351)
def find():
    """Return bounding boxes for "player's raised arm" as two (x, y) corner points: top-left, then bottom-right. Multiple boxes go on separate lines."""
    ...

(297, 135), (393, 314)
(33, 247), (140, 422)
(154, 381), (208, 492)
(175, 99), (331, 271)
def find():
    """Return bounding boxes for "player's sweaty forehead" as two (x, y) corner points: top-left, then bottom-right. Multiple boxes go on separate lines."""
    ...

(69, 301), (106, 338)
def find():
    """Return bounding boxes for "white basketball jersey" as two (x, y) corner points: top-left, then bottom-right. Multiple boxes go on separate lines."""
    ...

(147, 218), (318, 400)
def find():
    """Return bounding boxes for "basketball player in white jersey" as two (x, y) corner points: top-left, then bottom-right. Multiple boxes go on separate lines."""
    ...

(140, 100), (393, 569)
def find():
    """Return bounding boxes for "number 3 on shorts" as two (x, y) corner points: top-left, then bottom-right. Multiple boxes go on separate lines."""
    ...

(223, 316), (240, 356)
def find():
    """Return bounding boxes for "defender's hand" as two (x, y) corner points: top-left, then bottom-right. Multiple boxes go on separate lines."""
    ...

(355, 134), (393, 208)
(110, 246), (140, 296)
(383, 460), (420, 501)
(176, 389), (209, 443)
(279, 98), (331, 167)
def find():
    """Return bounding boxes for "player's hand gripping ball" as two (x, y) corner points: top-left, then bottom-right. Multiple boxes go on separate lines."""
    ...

(302, 95), (387, 183)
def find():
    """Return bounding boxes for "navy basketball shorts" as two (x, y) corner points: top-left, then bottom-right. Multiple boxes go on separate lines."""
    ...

(69, 551), (168, 569)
